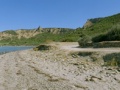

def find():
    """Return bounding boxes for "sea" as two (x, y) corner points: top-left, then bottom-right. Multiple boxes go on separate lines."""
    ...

(0, 46), (33, 54)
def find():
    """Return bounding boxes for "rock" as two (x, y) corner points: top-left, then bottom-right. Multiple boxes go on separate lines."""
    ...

(117, 68), (120, 72)
(83, 18), (101, 29)
(83, 20), (93, 29)
(85, 76), (102, 82)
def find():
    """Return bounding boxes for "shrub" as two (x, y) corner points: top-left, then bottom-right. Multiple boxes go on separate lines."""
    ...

(3, 30), (17, 35)
(78, 36), (92, 47)
(61, 38), (74, 42)
(103, 53), (120, 67)
(33, 45), (51, 51)
(93, 41), (120, 48)
(106, 25), (120, 41)
(92, 24), (120, 42)
(78, 52), (93, 57)
(92, 34), (107, 42)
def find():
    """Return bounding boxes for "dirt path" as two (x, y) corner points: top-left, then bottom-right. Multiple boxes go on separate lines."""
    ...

(58, 42), (120, 53)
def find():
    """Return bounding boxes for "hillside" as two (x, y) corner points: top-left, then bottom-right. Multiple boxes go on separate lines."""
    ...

(0, 28), (75, 45)
(77, 13), (120, 47)
(77, 13), (120, 36)
(0, 13), (120, 46)
(0, 27), (73, 39)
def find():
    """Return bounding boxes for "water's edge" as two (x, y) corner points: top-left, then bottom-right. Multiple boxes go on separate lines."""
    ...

(0, 46), (34, 55)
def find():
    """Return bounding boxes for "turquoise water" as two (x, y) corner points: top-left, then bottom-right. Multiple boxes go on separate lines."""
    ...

(0, 46), (33, 54)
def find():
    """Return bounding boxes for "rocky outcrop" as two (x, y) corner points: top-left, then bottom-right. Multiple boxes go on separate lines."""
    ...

(0, 32), (13, 40)
(83, 18), (102, 29)
(83, 19), (93, 29)
(36, 27), (72, 34)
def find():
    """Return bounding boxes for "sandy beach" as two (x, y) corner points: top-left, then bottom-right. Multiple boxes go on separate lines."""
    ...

(0, 42), (120, 90)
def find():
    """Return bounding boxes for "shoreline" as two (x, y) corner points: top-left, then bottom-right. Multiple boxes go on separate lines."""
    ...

(0, 43), (120, 90)
(0, 46), (34, 55)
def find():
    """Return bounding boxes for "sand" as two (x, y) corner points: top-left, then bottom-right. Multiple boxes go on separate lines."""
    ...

(0, 42), (120, 90)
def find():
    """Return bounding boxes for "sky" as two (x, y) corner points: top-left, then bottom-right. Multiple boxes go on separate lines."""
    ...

(0, 0), (120, 31)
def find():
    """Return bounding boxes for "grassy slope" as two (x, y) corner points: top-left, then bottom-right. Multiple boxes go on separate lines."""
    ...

(0, 13), (120, 45)
(77, 13), (120, 37)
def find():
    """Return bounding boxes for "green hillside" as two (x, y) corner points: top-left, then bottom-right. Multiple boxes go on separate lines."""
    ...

(77, 13), (120, 45)
(0, 13), (120, 46)
(77, 13), (120, 36)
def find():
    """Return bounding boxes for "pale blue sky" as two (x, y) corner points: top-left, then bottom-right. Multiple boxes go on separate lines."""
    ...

(0, 0), (120, 31)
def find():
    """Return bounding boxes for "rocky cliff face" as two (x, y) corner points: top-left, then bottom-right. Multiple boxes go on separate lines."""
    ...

(0, 27), (73, 40)
(35, 27), (71, 34)
(83, 20), (93, 29)
(0, 29), (39, 40)
(0, 32), (13, 40)
(83, 18), (102, 29)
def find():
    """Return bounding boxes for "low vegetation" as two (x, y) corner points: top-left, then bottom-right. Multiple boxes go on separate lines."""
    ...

(0, 13), (120, 46)
(33, 45), (51, 51)
(92, 24), (120, 42)
(3, 30), (17, 35)
(0, 31), (80, 46)
(103, 53), (120, 67)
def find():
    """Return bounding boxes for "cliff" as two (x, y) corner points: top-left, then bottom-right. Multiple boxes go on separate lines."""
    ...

(0, 27), (73, 40)
(83, 18), (102, 29)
